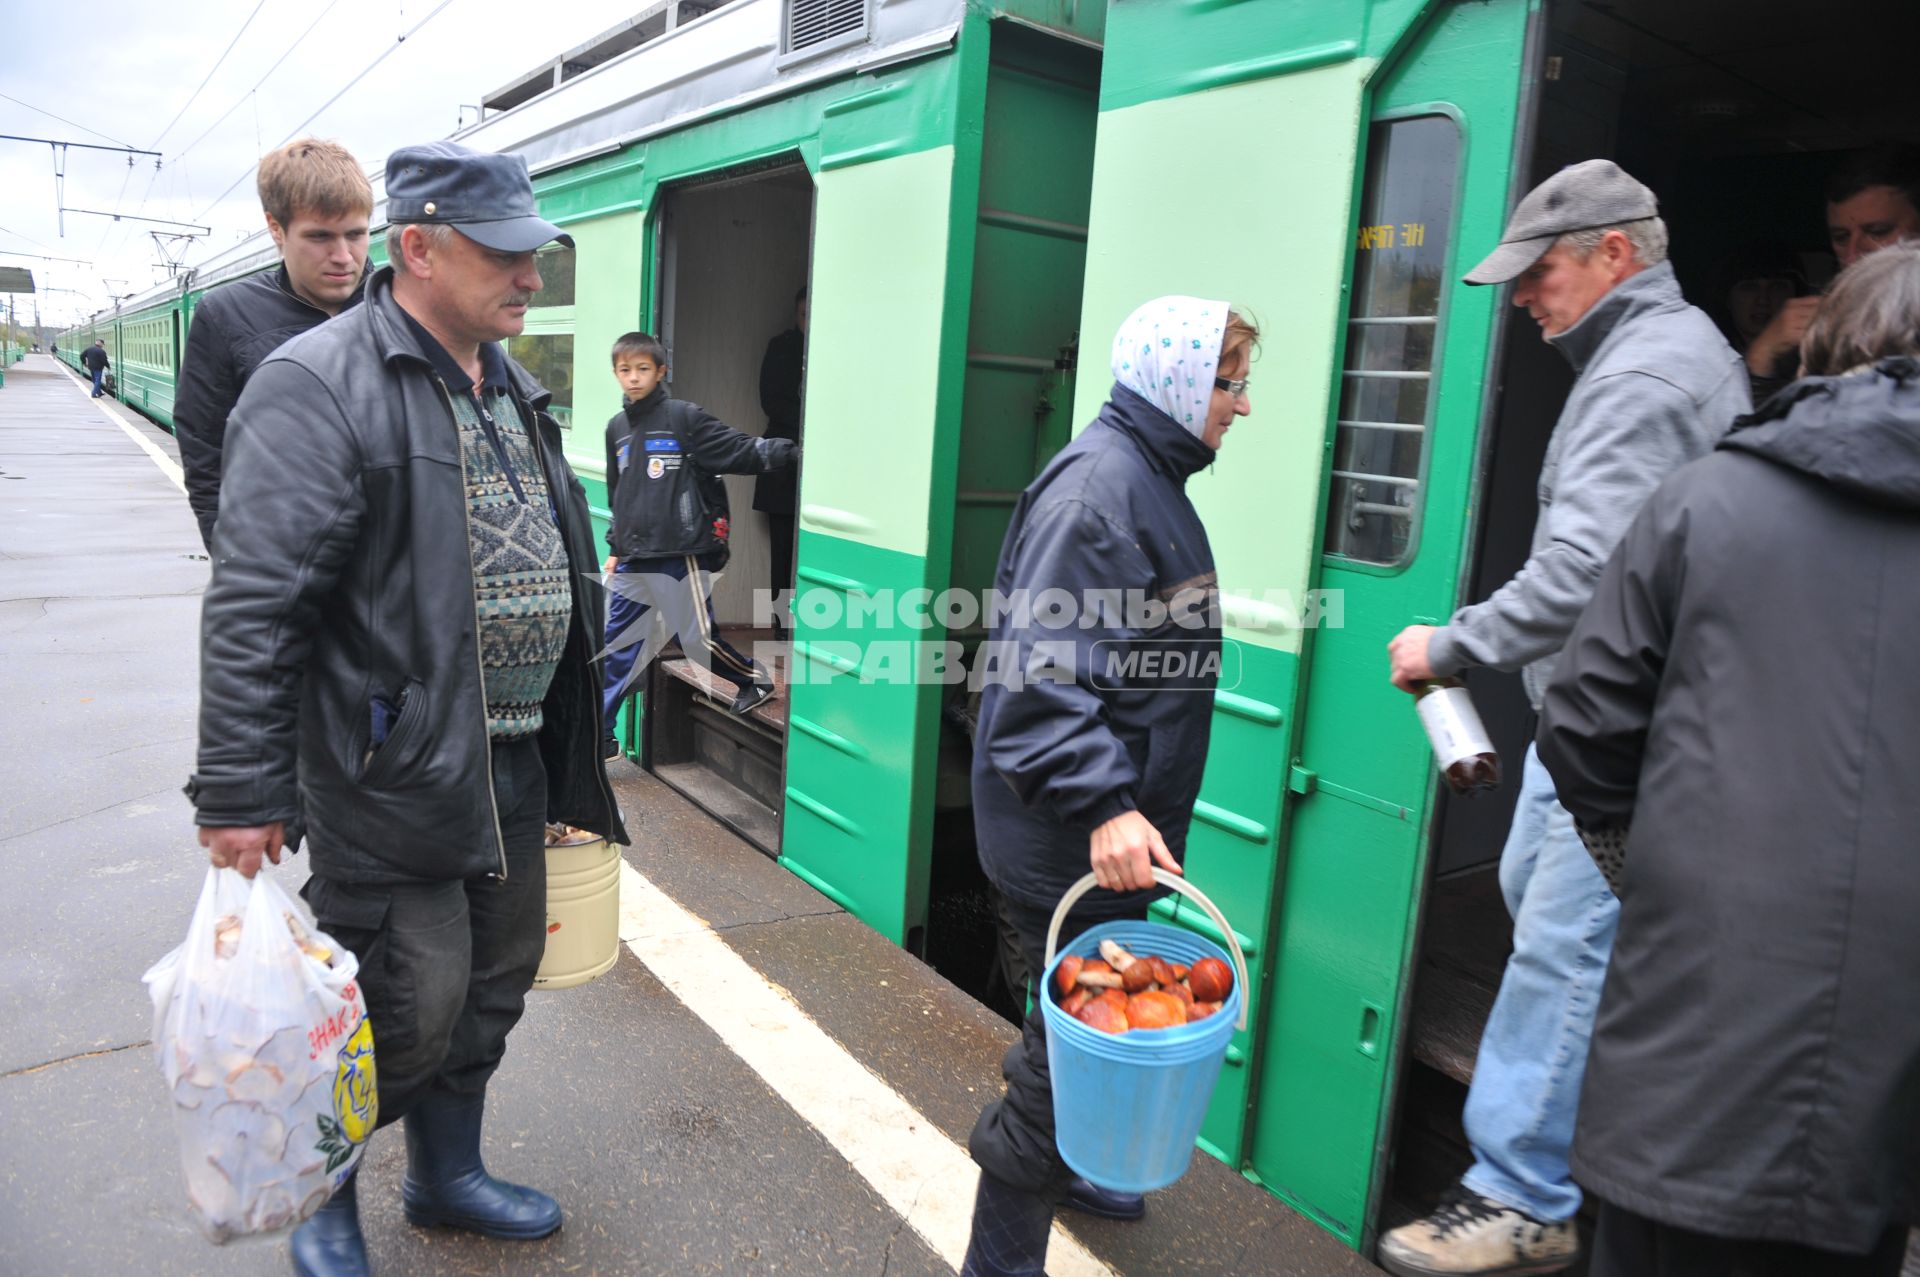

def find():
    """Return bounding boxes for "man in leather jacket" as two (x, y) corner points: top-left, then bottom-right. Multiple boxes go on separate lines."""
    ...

(188, 141), (625, 1277)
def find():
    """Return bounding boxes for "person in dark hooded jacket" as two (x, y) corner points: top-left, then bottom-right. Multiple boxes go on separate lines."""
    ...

(960, 296), (1257, 1277)
(1537, 242), (1920, 1277)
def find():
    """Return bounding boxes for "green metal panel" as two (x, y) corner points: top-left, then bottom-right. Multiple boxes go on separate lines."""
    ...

(952, 25), (1100, 614)
(1073, 58), (1380, 1168)
(1247, 0), (1534, 1249)
(778, 139), (972, 945)
(548, 212), (648, 478)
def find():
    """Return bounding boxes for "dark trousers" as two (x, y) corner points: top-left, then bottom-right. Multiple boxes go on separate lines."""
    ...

(767, 513), (796, 614)
(967, 887), (1148, 1200)
(303, 736), (550, 1129)
(603, 553), (763, 725)
(1590, 1200), (1909, 1277)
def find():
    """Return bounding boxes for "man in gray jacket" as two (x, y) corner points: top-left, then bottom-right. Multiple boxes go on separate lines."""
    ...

(1378, 161), (1750, 1277)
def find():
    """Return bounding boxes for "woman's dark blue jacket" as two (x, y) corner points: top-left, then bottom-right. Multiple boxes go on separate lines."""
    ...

(971, 384), (1222, 909)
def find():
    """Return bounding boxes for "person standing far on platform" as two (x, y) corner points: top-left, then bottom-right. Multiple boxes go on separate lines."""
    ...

(174, 138), (373, 551)
(599, 330), (795, 749)
(80, 339), (108, 397)
(1379, 161), (1750, 1277)
(187, 141), (625, 1277)
(1537, 242), (1920, 1277)
(755, 286), (806, 638)
(961, 296), (1256, 1277)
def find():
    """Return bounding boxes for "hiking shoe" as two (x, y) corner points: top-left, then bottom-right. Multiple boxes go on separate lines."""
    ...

(1376, 1187), (1578, 1276)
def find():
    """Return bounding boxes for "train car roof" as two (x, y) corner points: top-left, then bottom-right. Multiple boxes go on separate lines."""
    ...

(76, 0), (971, 325)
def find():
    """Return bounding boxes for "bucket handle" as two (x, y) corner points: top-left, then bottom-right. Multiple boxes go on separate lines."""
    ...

(1045, 870), (1249, 1032)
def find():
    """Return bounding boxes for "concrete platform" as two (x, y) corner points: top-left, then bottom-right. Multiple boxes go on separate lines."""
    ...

(0, 354), (1379, 1276)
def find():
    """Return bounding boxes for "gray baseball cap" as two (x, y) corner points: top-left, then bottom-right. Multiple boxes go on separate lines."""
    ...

(384, 141), (572, 253)
(1463, 159), (1659, 285)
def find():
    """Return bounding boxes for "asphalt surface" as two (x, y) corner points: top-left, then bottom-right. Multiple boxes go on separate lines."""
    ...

(0, 353), (1378, 1277)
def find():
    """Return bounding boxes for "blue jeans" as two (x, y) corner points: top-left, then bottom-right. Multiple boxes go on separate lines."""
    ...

(90, 366), (104, 396)
(1460, 743), (1619, 1222)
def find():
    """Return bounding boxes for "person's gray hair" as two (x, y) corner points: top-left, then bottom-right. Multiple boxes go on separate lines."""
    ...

(384, 221), (457, 268)
(1801, 239), (1920, 375)
(1557, 216), (1670, 269)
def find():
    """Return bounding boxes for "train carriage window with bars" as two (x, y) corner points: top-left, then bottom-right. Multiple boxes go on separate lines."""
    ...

(1324, 115), (1460, 566)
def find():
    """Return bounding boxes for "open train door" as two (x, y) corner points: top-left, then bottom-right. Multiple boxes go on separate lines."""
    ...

(775, 136), (965, 949)
(1075, 0), (1538, 1250)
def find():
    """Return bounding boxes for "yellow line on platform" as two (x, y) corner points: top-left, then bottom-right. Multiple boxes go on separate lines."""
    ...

(52, 362), (185, 495)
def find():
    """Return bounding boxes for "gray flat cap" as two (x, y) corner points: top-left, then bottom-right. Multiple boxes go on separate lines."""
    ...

(385, 141), (571, 253)
(1464, 159), (1658, 285)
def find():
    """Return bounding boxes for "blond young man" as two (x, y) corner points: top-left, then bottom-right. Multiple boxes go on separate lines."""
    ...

(175, 138), (372, 550)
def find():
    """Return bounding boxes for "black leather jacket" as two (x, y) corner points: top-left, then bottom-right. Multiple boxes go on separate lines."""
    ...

(188, 266), (626, 884)
(175, 264), (368, 549)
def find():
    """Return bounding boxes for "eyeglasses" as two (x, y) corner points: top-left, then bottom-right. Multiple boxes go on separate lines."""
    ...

(1213, 375), (1250, 398)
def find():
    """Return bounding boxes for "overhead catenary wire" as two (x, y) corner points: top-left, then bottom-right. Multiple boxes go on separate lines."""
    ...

(166, 0), (347, 169)
(194, 0), (459, 224)
(148, 0), (274, 152)
(0, 93), (139, 150)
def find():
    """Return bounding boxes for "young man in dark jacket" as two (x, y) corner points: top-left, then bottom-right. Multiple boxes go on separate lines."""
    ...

(191, 142), (623, 1277)
(960, 296), (1255, 1277)
(174, 138), (372, 550)
(600, 331), (796, 741)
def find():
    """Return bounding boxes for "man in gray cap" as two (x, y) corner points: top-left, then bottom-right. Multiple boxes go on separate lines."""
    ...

(1378, 160), (1748, 1277)
(189, 140), (625, 1277)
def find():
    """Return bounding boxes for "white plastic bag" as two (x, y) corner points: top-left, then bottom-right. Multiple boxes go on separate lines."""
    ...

(143, 867), (378, 1242)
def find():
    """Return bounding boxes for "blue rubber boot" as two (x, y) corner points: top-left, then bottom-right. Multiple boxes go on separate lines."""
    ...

(960, 1173), (1053, 1277)
(400, 1094), (562, 1239)
(1060, 1176), (1146, 1221)
(289, 1171), (368, 1277)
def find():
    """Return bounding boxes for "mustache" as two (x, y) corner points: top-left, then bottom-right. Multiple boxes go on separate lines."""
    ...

(506, 293), (535, 307)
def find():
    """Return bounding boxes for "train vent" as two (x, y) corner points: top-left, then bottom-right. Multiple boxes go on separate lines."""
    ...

(782, 0), (868, 58)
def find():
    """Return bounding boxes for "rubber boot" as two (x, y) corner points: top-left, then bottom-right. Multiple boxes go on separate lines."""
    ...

(289, 1171), (369, 1277)
(400, 1093), (562, 1239)
(1060, 1176), (1145, 1221)
(960, 1172), (1053, 1277)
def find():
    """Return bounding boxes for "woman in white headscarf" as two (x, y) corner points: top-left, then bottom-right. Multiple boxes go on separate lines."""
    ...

(961, 296), (1258, 1277)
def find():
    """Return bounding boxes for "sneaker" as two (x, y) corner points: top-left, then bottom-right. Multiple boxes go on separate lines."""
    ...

(729, 680), (776, 716)
(603, 735), (622, 761)
(1376, 1187), (1579, 1276)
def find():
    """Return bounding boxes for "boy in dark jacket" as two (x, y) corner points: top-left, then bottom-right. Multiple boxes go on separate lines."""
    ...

(600, 332), (795, 750)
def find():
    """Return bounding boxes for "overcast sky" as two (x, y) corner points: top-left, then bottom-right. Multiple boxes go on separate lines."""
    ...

(0, 0), (653, 327)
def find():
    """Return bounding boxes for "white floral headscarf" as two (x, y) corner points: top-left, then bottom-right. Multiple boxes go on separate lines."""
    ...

(1110, 295), (1231, 439)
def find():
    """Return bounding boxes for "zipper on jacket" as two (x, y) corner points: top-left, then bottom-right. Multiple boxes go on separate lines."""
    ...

(436, 375), (511, 880)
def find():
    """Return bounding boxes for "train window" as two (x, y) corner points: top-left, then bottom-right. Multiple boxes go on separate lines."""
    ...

(534, 243), (575, 308)
(510, 332), (574, 430)
(1323, 114), (1459, 566)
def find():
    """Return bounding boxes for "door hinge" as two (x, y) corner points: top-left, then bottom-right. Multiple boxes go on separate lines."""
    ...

(1288, 765), (1317, 796)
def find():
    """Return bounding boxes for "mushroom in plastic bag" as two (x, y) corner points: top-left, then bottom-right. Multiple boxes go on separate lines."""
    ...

(143, 867), (377, 1242)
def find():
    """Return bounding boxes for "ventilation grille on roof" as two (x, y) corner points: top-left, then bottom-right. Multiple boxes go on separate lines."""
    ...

(784, 0), (868, 57)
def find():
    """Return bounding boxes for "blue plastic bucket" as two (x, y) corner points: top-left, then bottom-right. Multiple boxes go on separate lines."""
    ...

(1039, 871), (1248, 1192)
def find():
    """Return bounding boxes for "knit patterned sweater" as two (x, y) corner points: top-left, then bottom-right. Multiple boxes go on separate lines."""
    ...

(451, 386), (573, 740)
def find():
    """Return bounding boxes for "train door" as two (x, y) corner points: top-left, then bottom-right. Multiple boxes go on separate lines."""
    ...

(641, 159), (815, 855)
